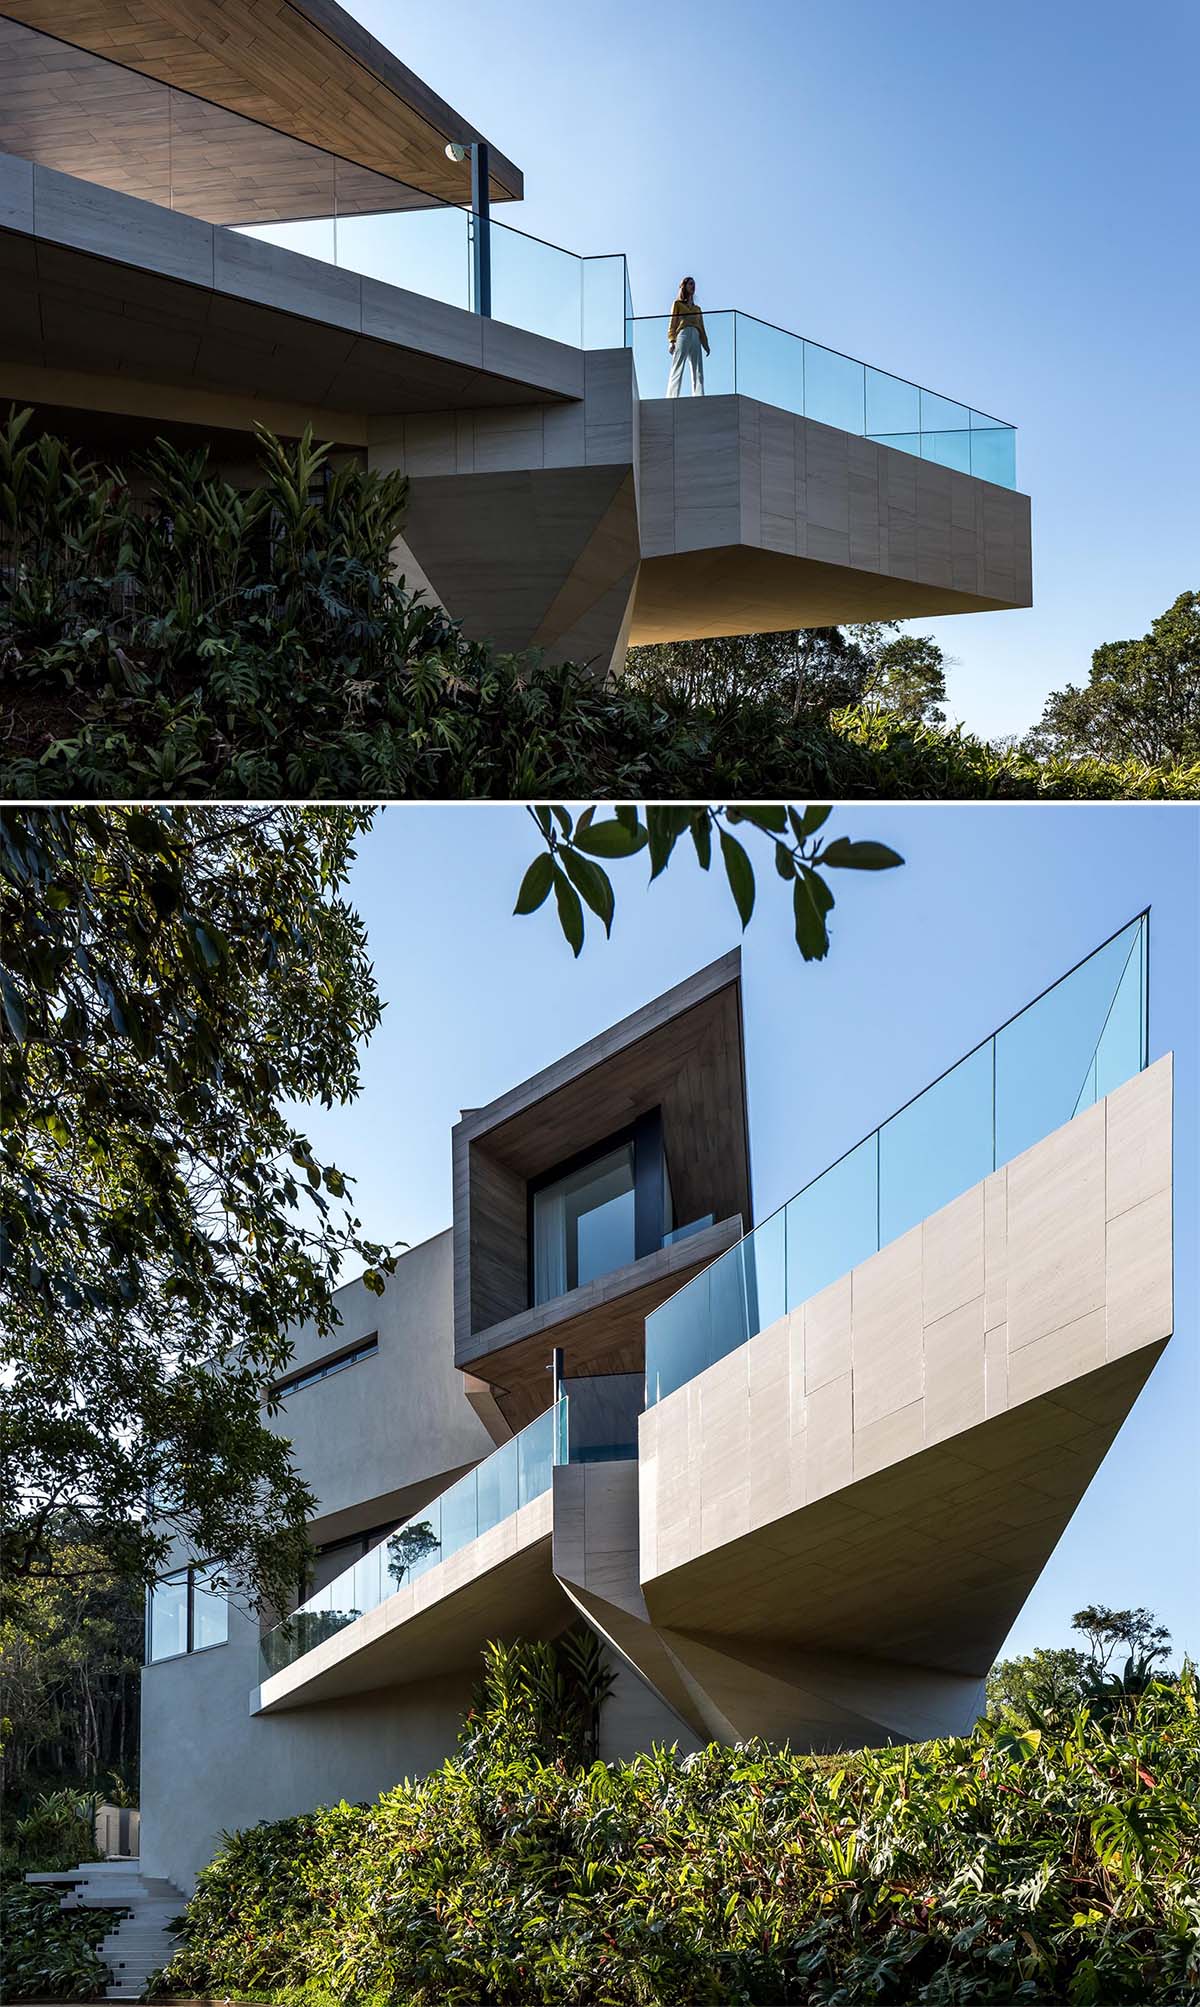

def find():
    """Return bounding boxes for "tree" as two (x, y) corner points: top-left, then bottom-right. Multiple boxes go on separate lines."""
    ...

(0, 1526), (143, 1801)
(986, 1606), (1174, 1725)
(864, 633), (948, 726)
(624, 626), (877, 719)
(1072, 1603), (1173, 1700)
(0, 806), (396, 1618)
(986, 1646), (1090, 1723)
(1026, 590), (1200, 765)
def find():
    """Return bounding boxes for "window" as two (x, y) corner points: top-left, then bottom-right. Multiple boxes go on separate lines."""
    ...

(532, 1143), (636, 1302)
(270, 1335), (378, 1401)
(146, 1562), (229, 1662)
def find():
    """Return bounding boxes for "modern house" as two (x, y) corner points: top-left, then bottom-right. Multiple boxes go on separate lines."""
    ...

(0, 0), (1032, 676)
(136, 917), (1173, 1906)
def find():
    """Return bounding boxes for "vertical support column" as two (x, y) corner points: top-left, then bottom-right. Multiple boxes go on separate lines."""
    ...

(471, 141), (492, 318)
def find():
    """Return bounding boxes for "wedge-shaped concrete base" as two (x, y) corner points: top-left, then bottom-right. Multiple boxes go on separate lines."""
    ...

(631, 1059), (1172, 1744)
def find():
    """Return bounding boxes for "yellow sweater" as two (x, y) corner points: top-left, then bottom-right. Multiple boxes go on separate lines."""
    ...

(667, 297), (709, 348)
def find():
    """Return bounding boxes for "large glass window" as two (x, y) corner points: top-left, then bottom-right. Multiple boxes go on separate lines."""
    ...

(147, 1562), (228, 1662)
(532, 1143), (636, 1302)
(191, 1564), (230, 1651)
(148, 1569), (189, 1662)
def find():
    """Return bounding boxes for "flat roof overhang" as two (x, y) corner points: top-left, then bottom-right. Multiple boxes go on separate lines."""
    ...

(254, 1491), (569, 1712)
(0, 156), (582, 426)
(0, 2), (521, 211)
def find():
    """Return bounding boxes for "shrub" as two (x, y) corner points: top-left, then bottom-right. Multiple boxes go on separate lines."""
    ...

(2, 411), (1196, 801)
(0, 1881), (114, 2002)
(161, 1672), (1200, 2005)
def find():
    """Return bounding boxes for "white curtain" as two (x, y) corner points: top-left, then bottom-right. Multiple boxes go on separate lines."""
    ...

(533, 1188), (567, 1304)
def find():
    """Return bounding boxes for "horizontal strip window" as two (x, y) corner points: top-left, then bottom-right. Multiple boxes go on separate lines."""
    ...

(146, 1561), (228, 1664)
(271, 1336), (378, 1400)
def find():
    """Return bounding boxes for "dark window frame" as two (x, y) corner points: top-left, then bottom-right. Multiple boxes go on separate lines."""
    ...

(270, 1334), (379, 1401)
(145, 1560), (229, 1666)
(526, 1110), (667, 1306)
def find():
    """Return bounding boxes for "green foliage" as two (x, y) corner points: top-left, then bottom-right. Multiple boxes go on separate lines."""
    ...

(517, 803), (902, 960)
(459, 1633), (617, 1771)
(1, 1789), (102, 1879)
(161, 1673), (1200, 2005)
(988, 1608), (1176, 1730)
(0, 1529), (142, 1804)
(1026, 591), (1200, 765)
(0, 804), (395, 1616)
(1, 412), (1195, 798)
(0, 1880), (115, 2002)
(865, 631), (948, 726)
(987, 1646), (1092, 1726)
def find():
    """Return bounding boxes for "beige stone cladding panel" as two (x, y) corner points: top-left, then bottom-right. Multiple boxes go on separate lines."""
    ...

(639, 1056), (1172, 1583)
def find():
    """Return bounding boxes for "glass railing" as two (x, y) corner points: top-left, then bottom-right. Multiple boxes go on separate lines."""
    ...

(629, 311), (1017, 487)
(646, 914), (1149, 1406)
(260, 1401), (565, 1681)
(562, 1373), (643, 1463)
(241, 212), (631, 350)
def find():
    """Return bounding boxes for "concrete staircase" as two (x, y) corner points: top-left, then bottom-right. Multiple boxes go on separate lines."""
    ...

(27, 1859), (184, 2001)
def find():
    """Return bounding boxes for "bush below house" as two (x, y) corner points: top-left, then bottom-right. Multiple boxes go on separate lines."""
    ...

(2, 412), (1196, 801)
(160, 1673), (1199, 2006)
(0, 1881), (115, 2003)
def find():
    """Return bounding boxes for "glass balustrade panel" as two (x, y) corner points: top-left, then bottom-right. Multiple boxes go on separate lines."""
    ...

(784, 1134), (879, 1312)
(734, 314), (804, 416)
(583, 254), (630, 349)
(878, 1042), (994, 1245)
(332, 206), (471, 310)
(488, 217), (583, 345)
(996, 918), (1144, 1163)
(803, 341), (865, 433)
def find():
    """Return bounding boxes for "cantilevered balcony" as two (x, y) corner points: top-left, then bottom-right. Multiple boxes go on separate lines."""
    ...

(627, 916), (1171, 1749)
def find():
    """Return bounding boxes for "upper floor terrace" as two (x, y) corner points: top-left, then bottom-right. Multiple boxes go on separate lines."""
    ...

(0, 1), (1031, 664)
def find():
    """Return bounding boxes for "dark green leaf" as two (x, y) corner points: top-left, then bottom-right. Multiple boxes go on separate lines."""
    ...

(560, 846), (615, 937)
(690, 816), (712, 872)
(726, 804), (788, 834)
(718, 829), (755, 929)
(821, 838), (905, 871)
(789, 804), (832, 841)
(793, 874), (831, 961)
(552, 866), (585, 957)
(572, 820), (648, 859)
(513, 853), (554, 915)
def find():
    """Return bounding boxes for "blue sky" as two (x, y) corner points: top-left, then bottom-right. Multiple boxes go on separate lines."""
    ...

(345, 0), (1199, 740)
(296, 803), (1198, 1672)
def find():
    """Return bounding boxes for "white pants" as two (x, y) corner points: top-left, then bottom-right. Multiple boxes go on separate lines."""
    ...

(667, 323), (705, 397)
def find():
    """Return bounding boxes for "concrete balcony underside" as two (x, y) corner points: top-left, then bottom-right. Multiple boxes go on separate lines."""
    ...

(254, 1490), (570, 1713)
(0, 152), (582, 444)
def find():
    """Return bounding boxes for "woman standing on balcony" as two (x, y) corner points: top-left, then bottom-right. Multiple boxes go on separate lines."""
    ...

(667, 277), (710, 396)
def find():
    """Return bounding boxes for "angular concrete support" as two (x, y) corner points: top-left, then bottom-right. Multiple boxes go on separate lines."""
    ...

(551, 1463), (711, 1744)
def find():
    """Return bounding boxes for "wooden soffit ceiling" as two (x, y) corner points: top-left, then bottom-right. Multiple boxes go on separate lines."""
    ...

(0, 1), (521, 210)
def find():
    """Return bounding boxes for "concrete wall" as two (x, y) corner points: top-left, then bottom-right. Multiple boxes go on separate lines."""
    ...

(632, 394), (1032, 642)
(140, 1589), (477, 1892)
(275, 1230), (495, 1543)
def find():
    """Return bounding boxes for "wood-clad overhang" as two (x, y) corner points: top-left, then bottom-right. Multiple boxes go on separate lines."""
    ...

(451, 951), (753, 1427)
(0, 3), (521, 222)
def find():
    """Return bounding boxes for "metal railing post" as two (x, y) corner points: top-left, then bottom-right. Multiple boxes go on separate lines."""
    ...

(471, 141), (492, 318)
